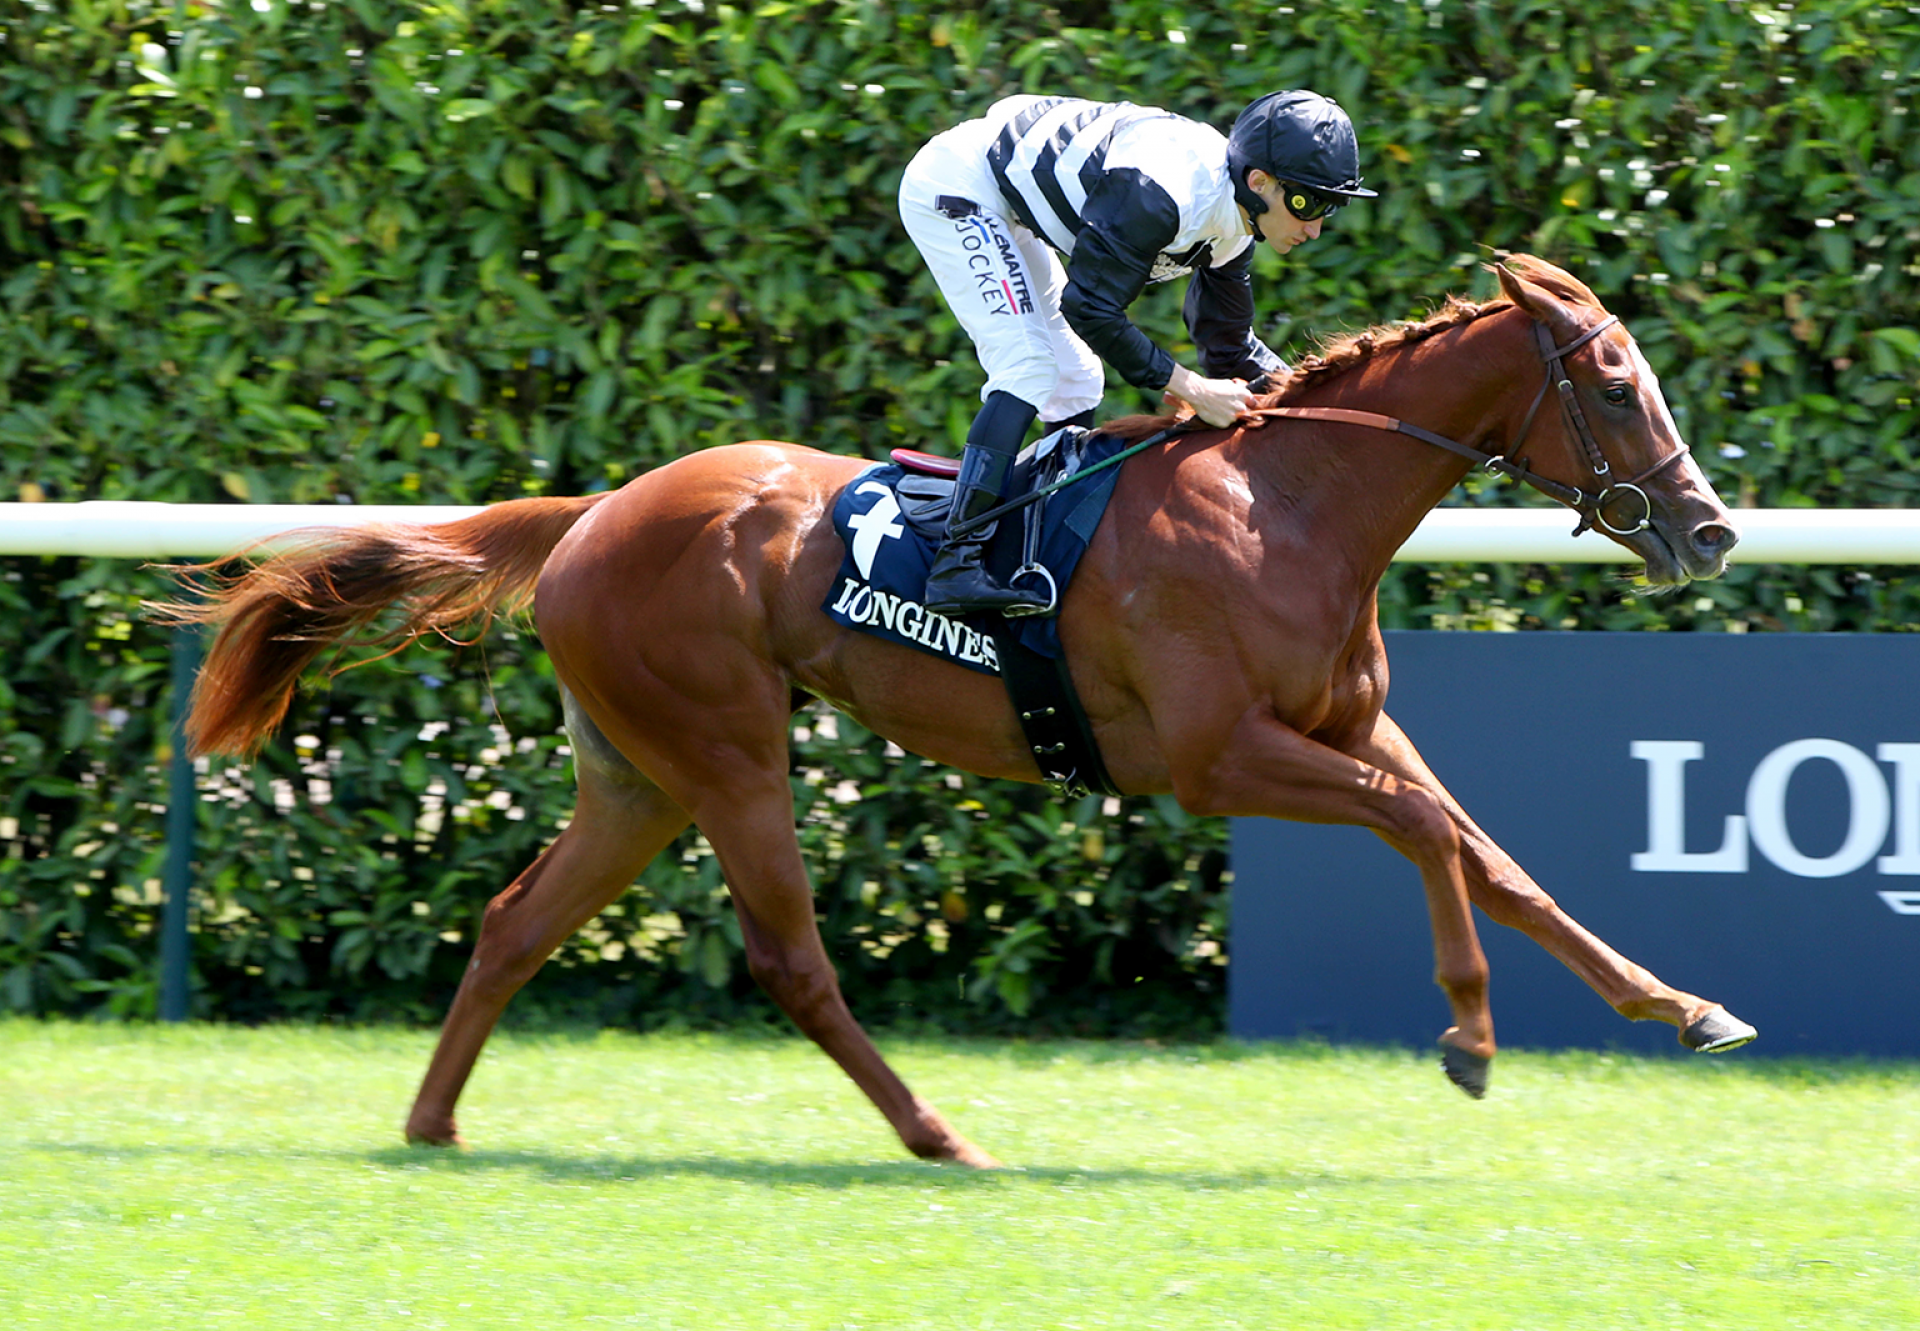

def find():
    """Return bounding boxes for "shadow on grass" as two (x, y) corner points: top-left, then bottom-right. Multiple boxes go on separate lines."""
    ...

(26, 1138), (1373, 1193)
(379, 1148), (1385, 1192)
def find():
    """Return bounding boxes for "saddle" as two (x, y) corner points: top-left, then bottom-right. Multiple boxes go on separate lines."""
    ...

(823, 427), (1129, 799)
(890, 448), (961, 478)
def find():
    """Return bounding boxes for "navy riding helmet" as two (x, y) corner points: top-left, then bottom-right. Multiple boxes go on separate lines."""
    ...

(1227, 90), (1379, 229)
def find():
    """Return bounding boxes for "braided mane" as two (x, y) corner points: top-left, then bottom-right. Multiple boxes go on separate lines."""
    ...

(1288, 254), (1602, 393)
(1282, 293), (1493, 393)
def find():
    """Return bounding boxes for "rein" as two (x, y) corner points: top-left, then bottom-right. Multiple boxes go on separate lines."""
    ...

(950, 312), (1690, 542)
(1243, 314), (1691, 538)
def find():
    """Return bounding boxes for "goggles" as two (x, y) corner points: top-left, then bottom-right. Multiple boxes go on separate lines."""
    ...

(1279, 181), (1343, 222)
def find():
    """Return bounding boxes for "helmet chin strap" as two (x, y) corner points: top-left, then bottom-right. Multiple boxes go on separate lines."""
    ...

(1241, 189), (1274, 244)
(1233, 167), (1273, 244)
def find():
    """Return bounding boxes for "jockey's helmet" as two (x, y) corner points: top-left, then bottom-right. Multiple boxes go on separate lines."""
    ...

(1227, 90), (1379, 226)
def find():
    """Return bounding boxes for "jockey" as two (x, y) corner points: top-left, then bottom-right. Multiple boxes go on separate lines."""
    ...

(898, 89), (1377, 617)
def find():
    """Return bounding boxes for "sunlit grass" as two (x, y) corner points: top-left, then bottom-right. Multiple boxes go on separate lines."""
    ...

(3, 1019), (1916, 1329)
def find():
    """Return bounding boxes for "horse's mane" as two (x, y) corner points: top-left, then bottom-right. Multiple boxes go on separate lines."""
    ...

(1100, 254), (1601, 442)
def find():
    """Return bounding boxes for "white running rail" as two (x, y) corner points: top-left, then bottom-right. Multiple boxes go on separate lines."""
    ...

(1, 501), (1917, 562)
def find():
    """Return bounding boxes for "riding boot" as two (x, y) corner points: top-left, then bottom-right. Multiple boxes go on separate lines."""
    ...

(924, 391), (1047, 618)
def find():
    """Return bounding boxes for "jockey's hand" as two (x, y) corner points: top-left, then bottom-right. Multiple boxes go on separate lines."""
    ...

(1164, 366), (1254, 428)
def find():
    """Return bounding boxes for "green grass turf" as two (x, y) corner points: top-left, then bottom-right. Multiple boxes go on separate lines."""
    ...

(2, 1020), (1915, 1330)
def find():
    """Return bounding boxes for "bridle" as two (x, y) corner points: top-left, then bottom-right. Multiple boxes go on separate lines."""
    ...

(1244, 312), (1694, 538)
(944, 309), (1692, 547)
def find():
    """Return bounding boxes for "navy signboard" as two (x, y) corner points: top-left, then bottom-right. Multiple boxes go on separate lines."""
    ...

(1229, 632), (1920, 1056)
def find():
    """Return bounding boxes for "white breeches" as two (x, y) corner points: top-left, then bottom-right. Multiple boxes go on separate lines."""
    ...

(897, 123), (1104, 421)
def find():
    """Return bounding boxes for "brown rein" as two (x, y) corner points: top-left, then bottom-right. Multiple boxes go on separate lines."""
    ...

(1244, 314), (1693, 538)
(947, 314), (1691, 543)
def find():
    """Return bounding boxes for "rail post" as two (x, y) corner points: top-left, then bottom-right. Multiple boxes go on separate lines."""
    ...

(159, 623), (202, 1022)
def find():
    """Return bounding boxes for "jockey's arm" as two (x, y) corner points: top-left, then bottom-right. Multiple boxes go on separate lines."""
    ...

(1184, 246), (1288, 385)
(1060, 172), (1254, 429)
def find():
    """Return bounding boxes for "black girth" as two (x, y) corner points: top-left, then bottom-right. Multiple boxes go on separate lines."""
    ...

(988, 624), (1121, 800)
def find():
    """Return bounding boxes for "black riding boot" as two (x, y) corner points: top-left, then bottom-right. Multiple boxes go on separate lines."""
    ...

(923, 391), (1047, 617)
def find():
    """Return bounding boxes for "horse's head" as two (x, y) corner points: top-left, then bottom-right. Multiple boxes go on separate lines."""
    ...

(1493, 258), (1738, 585)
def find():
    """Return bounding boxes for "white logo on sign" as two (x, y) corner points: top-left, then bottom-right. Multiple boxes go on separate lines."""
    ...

(1631, 739), (1920, 911)
(847, 481), (905, 579)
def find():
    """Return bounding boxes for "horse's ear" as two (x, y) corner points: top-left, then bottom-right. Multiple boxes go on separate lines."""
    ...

(1493, 260), (1580, 337)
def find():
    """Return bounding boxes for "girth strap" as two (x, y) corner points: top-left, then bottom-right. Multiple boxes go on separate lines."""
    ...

(989, 623), (1121, 799)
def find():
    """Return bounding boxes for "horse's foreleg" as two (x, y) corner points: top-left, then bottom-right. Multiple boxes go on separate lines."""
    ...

(1176, 709), (1495, 1091)
(404, 770), (689, 1146)
(694, 784), (1000, 1167)
(1359, 713), (1756, 1050)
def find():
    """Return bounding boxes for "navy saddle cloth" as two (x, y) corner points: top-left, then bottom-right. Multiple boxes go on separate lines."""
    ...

(823, 427), (1131, 674)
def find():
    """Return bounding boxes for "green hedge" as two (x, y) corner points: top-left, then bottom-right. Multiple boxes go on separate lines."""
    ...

(2, 0), (1916, 1029)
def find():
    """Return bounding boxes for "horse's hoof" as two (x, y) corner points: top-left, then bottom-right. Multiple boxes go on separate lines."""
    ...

(1439, 1042), (1491, 1099)
(909, 1137), (1002, 1169)
(405, 1121), (465, 1148)
(945, 1142), (1005, 1170)
(1681, 1008), (1758, 1053)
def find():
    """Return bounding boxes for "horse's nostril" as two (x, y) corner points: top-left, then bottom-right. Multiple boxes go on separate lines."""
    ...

(1692, 522), (1738, 558)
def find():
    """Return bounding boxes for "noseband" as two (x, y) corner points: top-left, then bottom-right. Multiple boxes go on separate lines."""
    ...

(1248, 313), (1694, 538)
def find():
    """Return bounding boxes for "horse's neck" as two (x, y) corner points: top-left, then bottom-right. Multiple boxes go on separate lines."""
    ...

(1240, 317), (1520, 576)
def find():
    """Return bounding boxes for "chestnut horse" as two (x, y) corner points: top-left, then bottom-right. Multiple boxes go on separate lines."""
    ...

(167, 257), (1755, 1168)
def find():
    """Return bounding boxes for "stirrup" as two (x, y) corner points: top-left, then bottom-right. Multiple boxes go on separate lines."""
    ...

(924, 541), (1050, 617)
(1000, 563), (1059, 619)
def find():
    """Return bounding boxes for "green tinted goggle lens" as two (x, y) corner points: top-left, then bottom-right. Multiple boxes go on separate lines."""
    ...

(1280, 184), (1342, 221)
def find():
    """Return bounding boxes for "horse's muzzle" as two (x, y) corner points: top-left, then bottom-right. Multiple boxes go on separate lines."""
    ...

(1685, 518), (1739, 575)
(1638, 513), (1739, 585)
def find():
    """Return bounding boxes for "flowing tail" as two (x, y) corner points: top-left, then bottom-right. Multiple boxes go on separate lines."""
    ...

(151, 494), (609, 758)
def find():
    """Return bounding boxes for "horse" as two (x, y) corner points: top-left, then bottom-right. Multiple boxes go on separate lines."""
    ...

(162, 255), (1755, 1169)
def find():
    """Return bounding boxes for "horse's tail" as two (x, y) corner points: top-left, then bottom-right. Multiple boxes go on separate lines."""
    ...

(152, 493), (610, 758)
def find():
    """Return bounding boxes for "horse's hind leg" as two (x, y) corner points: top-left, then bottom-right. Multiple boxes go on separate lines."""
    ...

(533, 487), (996, 1166)
(1361, 713), (1756, 1051)
(405, 691), (690, 1146)
(693, 778), (1001, 1167)
(543, 666), (998, 1165)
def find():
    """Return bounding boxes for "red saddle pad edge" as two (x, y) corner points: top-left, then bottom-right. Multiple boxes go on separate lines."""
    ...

(889, 448), (961, 478)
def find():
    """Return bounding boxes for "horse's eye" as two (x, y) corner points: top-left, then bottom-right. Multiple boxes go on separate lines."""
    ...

(1604, 384), (1631, 406)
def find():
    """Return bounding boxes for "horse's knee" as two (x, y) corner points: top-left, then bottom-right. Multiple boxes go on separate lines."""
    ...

(1385, 786), (1463, 867)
